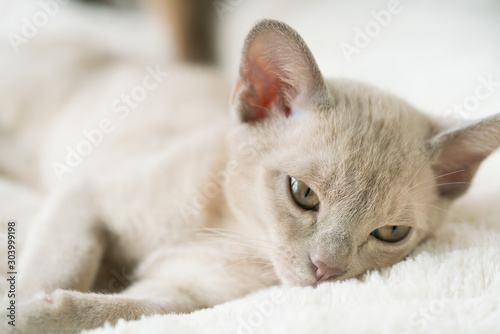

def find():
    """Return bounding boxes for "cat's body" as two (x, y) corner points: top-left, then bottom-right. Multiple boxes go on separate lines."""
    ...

(3, 61), (274, 332)
(1, 15), (500, 334)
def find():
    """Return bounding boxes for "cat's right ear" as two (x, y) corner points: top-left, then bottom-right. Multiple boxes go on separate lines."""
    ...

(232, 19), (330, 123)
(428, 114), (500, 199)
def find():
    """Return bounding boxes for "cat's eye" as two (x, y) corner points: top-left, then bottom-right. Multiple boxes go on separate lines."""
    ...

(371, 226), (410, 243)
(289, 176), (319, 210)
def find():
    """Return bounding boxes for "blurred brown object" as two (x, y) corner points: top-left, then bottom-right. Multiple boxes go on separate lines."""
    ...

(147, 0), (216, 64)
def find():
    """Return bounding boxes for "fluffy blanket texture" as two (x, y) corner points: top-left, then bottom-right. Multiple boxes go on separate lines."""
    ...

(1, 0), (499, 333)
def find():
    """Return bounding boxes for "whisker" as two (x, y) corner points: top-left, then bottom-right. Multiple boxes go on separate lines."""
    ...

(410, 181), (470, 195)
(403, 208), (440, 233)
(409, 202), (466, 224)
(401, 149), (435, 194)
(406, 169), (466, 193)
(185, 227), (278, 250)
(182, 227), (300, 277)
(257, 269), (279, 280)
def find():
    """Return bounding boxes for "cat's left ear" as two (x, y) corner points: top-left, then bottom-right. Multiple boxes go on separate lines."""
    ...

(232, 19), (330, 123)
(428, 114), (500, 199)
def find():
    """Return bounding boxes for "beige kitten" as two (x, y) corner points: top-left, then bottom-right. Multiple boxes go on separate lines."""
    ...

(2, 19), (500, 334)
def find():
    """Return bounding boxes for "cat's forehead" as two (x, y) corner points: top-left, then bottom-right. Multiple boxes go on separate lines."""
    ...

(272, 79), (435, 201)
(315, 80), (433, 165)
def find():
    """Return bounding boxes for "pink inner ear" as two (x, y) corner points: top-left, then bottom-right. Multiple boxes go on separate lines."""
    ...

(432, 164), (477, 198)
(430, 114), (500, 199)
(235, 45), (291, 123)
(431, 144), (484, 198)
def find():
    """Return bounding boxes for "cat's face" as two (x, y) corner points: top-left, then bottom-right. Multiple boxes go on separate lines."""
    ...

(228, 82), (444, 286)
(226, 20), (500, 287)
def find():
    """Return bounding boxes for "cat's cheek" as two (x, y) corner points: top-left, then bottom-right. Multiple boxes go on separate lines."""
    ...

(358, 228), (421, 273)
(274, 268), (315, 287)
(267, 245), (317, 287)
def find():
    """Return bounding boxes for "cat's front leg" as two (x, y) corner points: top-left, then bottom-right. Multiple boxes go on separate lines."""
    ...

(16, 245), (278, 334)
(18, 184), (106, 300)
(16, 289), (173, 334)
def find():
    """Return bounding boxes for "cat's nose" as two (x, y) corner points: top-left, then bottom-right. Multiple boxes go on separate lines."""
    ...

(310, 256), (346, 282)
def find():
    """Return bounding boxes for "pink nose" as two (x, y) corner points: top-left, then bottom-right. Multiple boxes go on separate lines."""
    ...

(311, 256), (346, 282)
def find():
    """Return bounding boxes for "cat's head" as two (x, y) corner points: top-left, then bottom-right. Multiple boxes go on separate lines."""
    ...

(226, 20), (500, 286)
